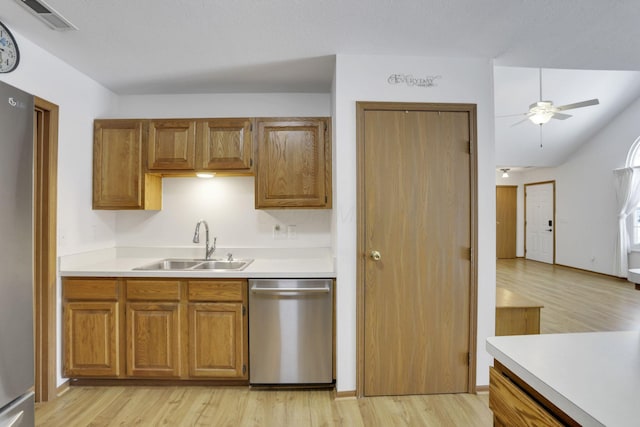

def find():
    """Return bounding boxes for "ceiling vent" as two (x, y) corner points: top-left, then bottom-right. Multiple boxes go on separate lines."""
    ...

(15, 0), (77, 31)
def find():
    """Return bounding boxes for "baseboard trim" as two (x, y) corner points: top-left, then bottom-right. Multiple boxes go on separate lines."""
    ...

(334, 389), (357, 400)
(57, 380), (70, 397)
(475, 384), (489, 393)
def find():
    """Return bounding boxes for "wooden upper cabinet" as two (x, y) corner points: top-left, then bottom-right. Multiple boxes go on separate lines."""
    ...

(93, 119), (162, 210)
(196, 119), (253, 173)
(148, 119), (197, 170)
(255, 117), (332, 209)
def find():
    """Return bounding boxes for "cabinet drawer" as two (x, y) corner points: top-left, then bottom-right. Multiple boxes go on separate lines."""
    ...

(126, 280), (181, 301)
(188, 280), (246, 302)
(63, 278), (119, 301)
(489, 367), (563, 427)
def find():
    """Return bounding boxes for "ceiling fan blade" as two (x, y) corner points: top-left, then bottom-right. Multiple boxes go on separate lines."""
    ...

(510, 117), (531, 127)
(551, 112), (572, 120)
(555, 99), (599, 111)
(496, 112), (528, 119)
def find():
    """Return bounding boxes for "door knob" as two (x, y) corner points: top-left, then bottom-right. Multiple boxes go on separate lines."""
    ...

(370, 250), (381, 261)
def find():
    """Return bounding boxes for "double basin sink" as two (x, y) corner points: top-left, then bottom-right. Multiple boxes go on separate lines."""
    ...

(134, 258), (253, 271)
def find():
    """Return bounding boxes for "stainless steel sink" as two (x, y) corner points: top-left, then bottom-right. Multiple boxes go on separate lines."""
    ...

(193, 260), (251, 270)
(133, 258), (253, 271)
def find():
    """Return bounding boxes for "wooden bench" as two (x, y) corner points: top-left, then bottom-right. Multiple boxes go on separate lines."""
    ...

(495, 287), (543, 336)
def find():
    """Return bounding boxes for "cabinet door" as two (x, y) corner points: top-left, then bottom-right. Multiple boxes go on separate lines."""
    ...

(126, 302), (182, 378)
(93, 120), (161, 210)
(196, 119), (253, 173)
(188, 303), (247, 378)
(148, 119), (196, 170)
(64, 301), (121, 377)
(255, 118), (331, 208)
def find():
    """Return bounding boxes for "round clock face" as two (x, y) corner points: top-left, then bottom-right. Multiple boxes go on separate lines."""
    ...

(0, 22), (19, 73)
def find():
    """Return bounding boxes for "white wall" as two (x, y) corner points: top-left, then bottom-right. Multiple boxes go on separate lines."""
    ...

(497, 95), (640, 276)
(0, 30), (119, 256)
(333, 54), (496, 390)
(109, 93), (333, 249)
(0, 29), (118, 387)
(116, 177), (331, 249)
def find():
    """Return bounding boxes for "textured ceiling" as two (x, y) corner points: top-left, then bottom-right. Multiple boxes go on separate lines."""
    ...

(2, 0), (640, 166)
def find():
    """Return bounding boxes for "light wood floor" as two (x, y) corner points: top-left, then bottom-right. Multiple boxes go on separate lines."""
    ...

(497, 259), (640, 333)
(37, 259), (640, 426)
(35, 387), (492, 426)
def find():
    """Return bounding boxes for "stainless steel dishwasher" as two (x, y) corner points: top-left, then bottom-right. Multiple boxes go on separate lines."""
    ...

(249, 278), (333, 385)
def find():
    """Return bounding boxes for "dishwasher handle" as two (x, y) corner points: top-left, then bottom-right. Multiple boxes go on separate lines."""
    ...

(250, 285), (330, 294)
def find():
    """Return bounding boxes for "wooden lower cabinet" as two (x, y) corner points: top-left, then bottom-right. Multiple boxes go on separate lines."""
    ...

(63, 278), (122, 378)
(490, 365), (577, 426)
(126, 301), (182, 378)
(62, 277), (248, 381)
(189, 303), (246, 378)
(64, 301), (121, 377)
(188, 279), (248, 379)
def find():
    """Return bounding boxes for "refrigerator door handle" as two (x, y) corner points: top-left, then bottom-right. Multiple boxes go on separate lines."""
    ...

(6, 411), (24, 427)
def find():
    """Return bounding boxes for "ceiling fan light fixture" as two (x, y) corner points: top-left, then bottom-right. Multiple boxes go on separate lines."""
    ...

(500, 168), (510, 178)
(529, 111), (553, 125)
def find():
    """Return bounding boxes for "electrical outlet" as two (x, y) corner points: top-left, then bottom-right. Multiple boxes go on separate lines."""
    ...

(273, 224), (284, 240)
(287, 225), (297, 239)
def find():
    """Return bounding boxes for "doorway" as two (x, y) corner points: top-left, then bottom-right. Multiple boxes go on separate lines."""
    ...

(525, 181), (555, 264)
(496, 185), (517, 259)
(34, 97), (58, 402)
(356, 102), (477, 396)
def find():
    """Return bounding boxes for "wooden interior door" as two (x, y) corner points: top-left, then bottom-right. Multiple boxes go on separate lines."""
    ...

(359, 103), (476, 396)
(496, 185), (517, 259)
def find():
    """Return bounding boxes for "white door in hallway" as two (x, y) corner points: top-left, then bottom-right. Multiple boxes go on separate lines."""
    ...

(525, 182), (554, 264)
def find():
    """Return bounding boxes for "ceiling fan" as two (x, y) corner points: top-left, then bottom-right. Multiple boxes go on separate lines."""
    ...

(501, 68), (600, 127)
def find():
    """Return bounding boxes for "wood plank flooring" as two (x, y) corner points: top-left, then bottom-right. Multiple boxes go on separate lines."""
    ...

(497, 259), (640, 333)
(37, 259), (640, 426)
(35, 387), (492, 426)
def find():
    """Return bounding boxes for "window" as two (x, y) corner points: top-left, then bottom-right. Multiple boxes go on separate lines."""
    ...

(625, 137), (640, 249)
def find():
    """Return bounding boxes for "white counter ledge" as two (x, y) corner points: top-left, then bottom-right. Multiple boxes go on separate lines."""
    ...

(487, 331), (640, 427)
(59, 247), (335, 278)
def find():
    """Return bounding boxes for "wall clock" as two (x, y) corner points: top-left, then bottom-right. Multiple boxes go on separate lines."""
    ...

(0, 21), (20, 73)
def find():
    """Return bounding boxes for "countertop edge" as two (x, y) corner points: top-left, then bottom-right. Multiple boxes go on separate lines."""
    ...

(58, 247), (336, 279)
(486, 336), (601, 427)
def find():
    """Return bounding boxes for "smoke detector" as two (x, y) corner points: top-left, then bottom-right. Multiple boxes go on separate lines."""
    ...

(15, 0), (77, 31)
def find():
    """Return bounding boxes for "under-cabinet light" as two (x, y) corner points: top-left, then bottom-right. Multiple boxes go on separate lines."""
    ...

(196, 172), (216, 179)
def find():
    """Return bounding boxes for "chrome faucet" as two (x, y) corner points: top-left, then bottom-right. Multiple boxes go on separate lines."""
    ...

(192, 219), (216, 260)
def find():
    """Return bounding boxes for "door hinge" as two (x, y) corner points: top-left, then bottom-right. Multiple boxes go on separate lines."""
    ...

(250, 158), (253, 167)
(250, 122), (253, 132)
(468, 352), (472, 365)
(242, 305), (246, 316)
(242, 364), (247, 375)
(470, 247), (474, 263)
(325, 195), (328, 203)
(468, 140), (472, 155)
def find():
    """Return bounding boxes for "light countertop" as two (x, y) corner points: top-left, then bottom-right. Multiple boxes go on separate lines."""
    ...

(59, 247), (335, 279)
(487, 331), (640, 427)
(495, 287), (543, 309)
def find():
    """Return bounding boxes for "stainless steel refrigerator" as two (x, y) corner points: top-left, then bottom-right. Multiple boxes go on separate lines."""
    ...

(0, 80), (35, 426)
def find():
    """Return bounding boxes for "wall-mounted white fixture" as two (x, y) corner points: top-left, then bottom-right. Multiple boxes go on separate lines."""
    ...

(15, 0), (77, 31)
(196, 172), (215, 179)
(500, 168), (510, 178)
